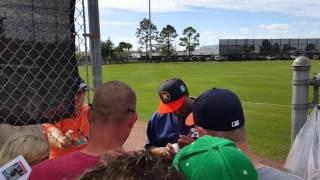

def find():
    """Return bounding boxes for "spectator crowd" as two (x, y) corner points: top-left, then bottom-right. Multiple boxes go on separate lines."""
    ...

(0, 78), (303, 180)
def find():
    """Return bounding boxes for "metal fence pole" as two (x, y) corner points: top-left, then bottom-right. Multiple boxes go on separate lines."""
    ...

(291, 56), (311, 143)
(81, 0), (90, 103)
(87, 0), (102, 88)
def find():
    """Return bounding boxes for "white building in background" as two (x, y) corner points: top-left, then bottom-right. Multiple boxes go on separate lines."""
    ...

(130, 52), (141, 58)
(193, 45), (219, 55)
(177, 45), (219, 56)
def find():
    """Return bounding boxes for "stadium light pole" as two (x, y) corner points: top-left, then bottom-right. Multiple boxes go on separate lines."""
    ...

(148, 0), (152, 62)
(175, 43), (177, 60)
(108, 36), (111, 60)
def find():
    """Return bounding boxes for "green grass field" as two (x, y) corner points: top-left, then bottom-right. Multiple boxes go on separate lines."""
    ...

(79, 60), (320, 161)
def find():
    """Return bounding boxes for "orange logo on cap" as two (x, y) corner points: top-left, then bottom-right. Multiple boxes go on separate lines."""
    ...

(160, 91), (171, 102)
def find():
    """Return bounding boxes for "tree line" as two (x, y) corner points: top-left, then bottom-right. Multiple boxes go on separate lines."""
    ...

(135, 18), (200, 57)
(101, 40), (133, 61)
(100, 18), (201, 61)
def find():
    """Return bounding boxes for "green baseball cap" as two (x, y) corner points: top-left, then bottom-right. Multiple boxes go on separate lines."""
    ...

(173, 136), (257, 180)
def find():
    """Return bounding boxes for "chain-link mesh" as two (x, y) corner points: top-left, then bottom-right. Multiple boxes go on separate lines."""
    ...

(0, 0), (89, 125)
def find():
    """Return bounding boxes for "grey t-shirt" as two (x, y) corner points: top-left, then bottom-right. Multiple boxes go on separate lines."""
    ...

(257, 166), (303, 180)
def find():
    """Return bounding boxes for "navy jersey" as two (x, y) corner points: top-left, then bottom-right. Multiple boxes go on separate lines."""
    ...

(145, 112), (191, 148)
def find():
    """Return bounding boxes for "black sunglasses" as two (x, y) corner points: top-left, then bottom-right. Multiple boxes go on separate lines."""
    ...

(127, 108), (136, 113)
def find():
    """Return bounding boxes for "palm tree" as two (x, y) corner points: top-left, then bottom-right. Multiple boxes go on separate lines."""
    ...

(179, 27), (200, 57)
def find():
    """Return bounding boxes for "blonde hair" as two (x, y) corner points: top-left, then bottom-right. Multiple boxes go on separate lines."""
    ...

(0, 133), (50, 166)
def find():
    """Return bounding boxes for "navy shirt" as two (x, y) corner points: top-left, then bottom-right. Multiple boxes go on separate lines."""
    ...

(145, 112), (191, 148)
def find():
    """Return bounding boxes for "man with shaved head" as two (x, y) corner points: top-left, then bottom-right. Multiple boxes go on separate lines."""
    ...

(30, 81), (138, 180)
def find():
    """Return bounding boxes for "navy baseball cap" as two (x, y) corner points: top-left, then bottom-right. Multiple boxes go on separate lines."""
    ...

(189, 88), (245, 131)
(158, 78), (189, 114)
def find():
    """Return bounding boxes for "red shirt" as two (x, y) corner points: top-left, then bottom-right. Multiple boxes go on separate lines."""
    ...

(29, 151), (98, 180)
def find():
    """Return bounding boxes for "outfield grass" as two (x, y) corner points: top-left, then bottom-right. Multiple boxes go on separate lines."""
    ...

(79, 60), (320, 161)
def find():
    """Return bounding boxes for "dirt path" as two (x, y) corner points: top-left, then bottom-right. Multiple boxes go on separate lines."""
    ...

(123, 120), (147, 151)
(124, 120), (285, 169)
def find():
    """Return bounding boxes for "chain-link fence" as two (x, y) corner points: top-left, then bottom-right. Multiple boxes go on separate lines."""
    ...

(0, 0), (90, 125)
(219, 38), (320, 59)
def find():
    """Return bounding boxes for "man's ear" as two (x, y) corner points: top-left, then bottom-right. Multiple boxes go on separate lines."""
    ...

(196, 126), (208, 136)
(128, 113), (137, 129)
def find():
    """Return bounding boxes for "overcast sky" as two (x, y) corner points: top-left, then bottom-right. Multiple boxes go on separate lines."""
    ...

(97, 0), (320, 50)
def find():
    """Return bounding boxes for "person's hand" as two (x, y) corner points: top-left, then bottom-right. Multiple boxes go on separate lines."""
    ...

(178, 135), (195, 148)
(160, 143), (176, 159)
(57, 130), (73, 148)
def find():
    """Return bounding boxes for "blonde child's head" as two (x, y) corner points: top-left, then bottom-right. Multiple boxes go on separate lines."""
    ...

(0, 133), (49, 166)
